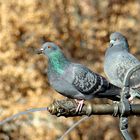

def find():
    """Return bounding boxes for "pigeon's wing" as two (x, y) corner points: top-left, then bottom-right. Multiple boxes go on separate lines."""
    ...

(115, 52), (140, 90)
(129, 69), (140, 92)
(67, 64), (110, 95)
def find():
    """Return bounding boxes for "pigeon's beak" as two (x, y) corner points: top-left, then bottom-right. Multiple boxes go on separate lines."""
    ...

(109, 43), (113, 48)
(109, 40), (115, 48)
(36, 48), (44, 54)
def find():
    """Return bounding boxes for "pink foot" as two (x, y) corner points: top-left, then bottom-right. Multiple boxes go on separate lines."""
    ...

(128, 96), (134, 104)
(75, 99), (84, 112)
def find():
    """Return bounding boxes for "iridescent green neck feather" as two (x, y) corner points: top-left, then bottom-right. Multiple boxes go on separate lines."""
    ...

(48, 50), (70, 74)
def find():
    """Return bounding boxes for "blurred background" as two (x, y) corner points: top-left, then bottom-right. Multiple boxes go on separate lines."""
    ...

(0, 0), (140, 139)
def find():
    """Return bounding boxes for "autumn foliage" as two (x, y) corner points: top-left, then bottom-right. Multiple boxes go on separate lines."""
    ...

(0, 0), (140, 139)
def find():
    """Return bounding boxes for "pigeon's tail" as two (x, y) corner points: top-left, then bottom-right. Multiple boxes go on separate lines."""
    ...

(96, 83), (121, 101)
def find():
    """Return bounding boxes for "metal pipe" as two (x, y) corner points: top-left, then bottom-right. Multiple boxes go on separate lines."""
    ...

(130, 104), (140, 116)
(47, 99), (140, 117)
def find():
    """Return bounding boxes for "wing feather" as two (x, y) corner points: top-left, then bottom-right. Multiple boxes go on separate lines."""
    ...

(71, 64), (109, 94)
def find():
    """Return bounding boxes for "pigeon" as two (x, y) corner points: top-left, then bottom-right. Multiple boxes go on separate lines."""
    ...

(38, 42), (121, 111)
(104, 32), (140, 101)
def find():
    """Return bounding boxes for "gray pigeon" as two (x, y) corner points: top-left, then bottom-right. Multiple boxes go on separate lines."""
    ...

(38, 42), (121, 111)
(104, 32), (140, 101)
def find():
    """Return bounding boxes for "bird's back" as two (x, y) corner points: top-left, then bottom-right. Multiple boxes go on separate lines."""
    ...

(68, 63), (121, 100)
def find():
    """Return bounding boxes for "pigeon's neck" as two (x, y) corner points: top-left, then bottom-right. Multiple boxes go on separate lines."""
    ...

(106, 41), (129, 55)
(48, 51), (70, 74)
(124, 40), (129, 51)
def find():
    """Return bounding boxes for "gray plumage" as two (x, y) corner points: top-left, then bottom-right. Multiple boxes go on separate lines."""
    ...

(38, 42), (120, 101)
(104, 32), (140, 99)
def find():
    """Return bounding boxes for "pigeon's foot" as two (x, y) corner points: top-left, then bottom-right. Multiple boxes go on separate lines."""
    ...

(128, 96), (134, 104)
(75, 99), (84, 112)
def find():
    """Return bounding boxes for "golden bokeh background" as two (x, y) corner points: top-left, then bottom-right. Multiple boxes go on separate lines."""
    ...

(0, 0), (140, 139)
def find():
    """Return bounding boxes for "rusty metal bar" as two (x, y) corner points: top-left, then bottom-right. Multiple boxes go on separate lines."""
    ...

(47, 99), (140, 117)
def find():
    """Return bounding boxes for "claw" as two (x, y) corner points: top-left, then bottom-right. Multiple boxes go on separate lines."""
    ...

(75, 99), (84, 112)
(128, 96), (134, 104)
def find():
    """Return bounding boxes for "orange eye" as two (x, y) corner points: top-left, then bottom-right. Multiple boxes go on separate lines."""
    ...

(48, 46), (51, 48)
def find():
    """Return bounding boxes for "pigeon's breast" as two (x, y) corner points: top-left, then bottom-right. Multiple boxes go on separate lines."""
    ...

(104, 50), (140, 88)
(47, 69), (60, 87)
(104, 52), (123, 87)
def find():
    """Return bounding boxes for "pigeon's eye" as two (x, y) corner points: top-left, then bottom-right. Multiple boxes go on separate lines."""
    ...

(114, 38), (119, 41)
(48, 46), (51, 49)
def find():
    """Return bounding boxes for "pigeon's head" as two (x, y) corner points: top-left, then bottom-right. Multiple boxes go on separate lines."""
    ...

(37, 42), (61, 57)
(109, 32), (128, 49)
